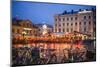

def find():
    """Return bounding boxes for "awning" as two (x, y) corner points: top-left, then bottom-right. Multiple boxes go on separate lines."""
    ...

(23, 28), (32, 30)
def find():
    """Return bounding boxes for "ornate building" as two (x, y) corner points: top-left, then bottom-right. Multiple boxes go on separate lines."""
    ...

(12, 18), (38, 38)
(54, 9), (96, 38)
(36, 24), (53, 36)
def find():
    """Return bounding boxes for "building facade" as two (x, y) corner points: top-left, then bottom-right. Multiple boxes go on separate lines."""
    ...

(12, 19), (38, 38)
(54, 9), (96, 37)
(36, 24), (53, 36)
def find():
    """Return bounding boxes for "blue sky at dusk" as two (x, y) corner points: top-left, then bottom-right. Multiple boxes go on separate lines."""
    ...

(12, 1), (96, 26)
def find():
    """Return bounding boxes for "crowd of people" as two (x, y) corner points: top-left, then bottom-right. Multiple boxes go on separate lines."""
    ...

(12, 44), (96, 66)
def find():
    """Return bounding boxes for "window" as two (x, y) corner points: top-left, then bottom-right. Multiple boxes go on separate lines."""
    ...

(67, 28), (69, 32)
(63, 29), (65, 32)
(63, 18), (65, 21)
(89, 21), (91, 25)
(93, 28), (96, 32)
(27, 23), (29, 27)
(67, 18), (69, 21)
(79, 28), (81, 31)
(59, 24), (61, 27)
(67, 23), (69, 26)
(59, 18), (61, 21)
(55, 29), (57, 32)
(24, 23), (26, 27)
(55, 18), (57, 21)
(71, 23), (73, 26)
(84, 22), (86, 25)
(79, 22), (81, 25)
(75, 17), (77, 20)
(59, 28), (61, 32)
(33, 31), (34, 33)
(17, 29), (20, 33)
(12, 29), (15, 33)
(71, 28), (73, 32)
(28, 24), (31, 27)
(23, 23), (24, 26)
(89, 16), (91, 19)
(94, 21), (96, 25)
(84, 28), (86, 32)
(25, 23), (27, 27)
(31, 30), (32, 34)
(94, 16), (96, 19)
(75, 22), (77, 26)
(55, 24), (57, 27)
(84, 16), (86, 19)
(29, 30), (31, 33)
(63, 23), (65, 26)
(27, 30), (29, 33)
(71, 17), (73, 20)
(38, 29), (41, 31)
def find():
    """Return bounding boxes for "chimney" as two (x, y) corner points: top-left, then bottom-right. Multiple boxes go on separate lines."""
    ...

(71, 10), (74, 14)
(79, 9), (82, 11)
(86, 9), (88, 11)
(92, 8), (94, 11)
(62, 10), (67, 15)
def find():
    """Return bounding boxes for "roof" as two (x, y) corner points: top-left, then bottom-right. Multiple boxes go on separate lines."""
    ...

(78, 10), (92, 14)
(36, 24), (53, 28)
(12, 18), (38, 28)
(57, 9), (96, 16)
(12, 20), (23, 26)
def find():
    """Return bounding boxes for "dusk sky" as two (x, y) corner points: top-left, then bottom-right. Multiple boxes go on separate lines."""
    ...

(12, 1), (96, 26)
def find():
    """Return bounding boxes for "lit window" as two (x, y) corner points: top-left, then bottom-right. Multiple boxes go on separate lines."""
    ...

(17, 29), (20, 33)
(29, 30), (31, 33)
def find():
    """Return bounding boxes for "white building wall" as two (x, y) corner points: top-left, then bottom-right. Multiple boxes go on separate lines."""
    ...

(54, 10), (95, 36)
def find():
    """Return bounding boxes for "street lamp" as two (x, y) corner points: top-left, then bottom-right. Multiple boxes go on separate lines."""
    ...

(22, 31), (27, 47)
(42, 24), (48, 35)
(22, 31), (27, 38)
